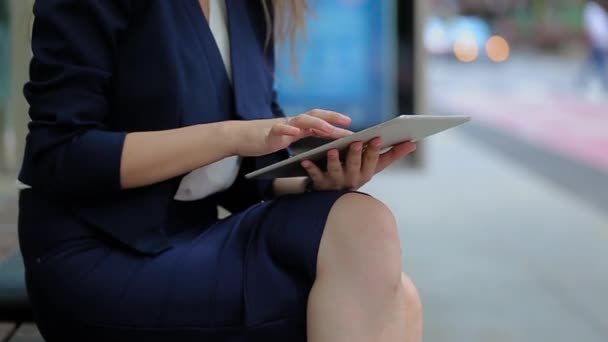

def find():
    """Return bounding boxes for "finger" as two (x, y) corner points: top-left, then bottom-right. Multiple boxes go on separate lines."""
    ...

(297, 128), (315, 138)
(307, 109), (352, 127)
(289, 114), (335, 134)
(269, 123), (301, 137)
(310, 127), (353, 140)
(326, 149), (344, 185)
(301, 160), (325, 186)
(345, 141), (363, 182)
(361, 137), (382, 181)
(376, 142), (417, 172)
(323, 127), (354, 140)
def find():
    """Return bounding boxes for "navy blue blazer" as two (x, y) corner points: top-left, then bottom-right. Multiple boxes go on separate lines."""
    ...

(18, 0), (289, 255)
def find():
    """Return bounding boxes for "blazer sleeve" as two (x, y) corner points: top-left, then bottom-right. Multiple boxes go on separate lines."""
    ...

(21, 0), (130, 198)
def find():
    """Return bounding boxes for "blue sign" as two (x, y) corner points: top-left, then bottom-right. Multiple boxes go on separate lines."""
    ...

(275, 0), (397, 130)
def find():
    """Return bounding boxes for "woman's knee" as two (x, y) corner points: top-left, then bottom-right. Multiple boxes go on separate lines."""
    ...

(318, 193), (402, 285)
(401, 273), (423, 314)
(326, 193), (399, 242)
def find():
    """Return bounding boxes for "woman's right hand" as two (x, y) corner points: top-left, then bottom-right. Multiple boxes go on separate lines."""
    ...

(233, 109), (353, 157)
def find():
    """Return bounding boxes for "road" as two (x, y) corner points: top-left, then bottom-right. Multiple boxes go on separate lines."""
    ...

(429, 52), (608, 213)
(429, 52), (608, 173)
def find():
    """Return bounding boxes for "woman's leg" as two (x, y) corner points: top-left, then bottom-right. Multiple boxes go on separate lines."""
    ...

(307, 193), (422, 342)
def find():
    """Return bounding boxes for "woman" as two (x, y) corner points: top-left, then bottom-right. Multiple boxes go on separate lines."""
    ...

(17, 0), (422, 341)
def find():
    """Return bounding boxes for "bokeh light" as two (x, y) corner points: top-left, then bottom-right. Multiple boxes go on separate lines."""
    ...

(486, 35), (510, 63)
(453, 31), (479, 63)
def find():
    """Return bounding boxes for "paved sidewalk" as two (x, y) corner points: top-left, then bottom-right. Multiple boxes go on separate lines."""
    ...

(363, 129), (608, 341)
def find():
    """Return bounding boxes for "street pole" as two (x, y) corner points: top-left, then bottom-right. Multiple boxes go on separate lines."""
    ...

(5, 0), (33, 172)
(414, 0), (428, 116)
(413, 0), (429, 167)
(0, 1), (7, 172)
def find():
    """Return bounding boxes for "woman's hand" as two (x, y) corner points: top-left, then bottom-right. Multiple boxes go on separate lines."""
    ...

(300, 138), (417, 191)
(233, 109), (353, 157)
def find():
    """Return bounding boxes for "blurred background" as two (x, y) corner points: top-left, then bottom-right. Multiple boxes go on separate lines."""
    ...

(1, 0), (608, 341)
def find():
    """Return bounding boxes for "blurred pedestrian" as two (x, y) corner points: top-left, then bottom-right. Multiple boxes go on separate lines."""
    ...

(579, 0), (608, 92)
(0, 2), (8, 101)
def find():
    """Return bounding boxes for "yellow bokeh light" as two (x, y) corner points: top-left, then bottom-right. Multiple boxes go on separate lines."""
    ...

(486, 35), (510, 63)
(453, 33), (479, 63)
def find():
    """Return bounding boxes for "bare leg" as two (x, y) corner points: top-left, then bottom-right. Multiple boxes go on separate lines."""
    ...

(307, 194), (422, 342)
(400, 273), (423, 342)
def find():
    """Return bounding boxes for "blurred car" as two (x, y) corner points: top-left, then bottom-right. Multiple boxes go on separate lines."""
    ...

(424, 15), (496, 62)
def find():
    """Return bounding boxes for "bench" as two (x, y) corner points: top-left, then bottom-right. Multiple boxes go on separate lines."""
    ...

(0, 323), (43, 342)
(0, 253), (31, 322)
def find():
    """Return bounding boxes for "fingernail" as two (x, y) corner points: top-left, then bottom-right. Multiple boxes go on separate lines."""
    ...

(329, 150), (338, 159)
(353, 142), (362, 151)
(301, 161), (310, 168)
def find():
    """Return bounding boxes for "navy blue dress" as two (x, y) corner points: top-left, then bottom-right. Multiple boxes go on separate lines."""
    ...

(17, 1), (352, 340)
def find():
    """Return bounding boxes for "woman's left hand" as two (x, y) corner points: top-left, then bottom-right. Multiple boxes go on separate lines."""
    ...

(301, 138), (417, 191)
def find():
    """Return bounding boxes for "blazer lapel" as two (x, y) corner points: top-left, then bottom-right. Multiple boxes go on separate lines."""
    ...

(226, 0), (271, 120)
(182, 0), (234, 124)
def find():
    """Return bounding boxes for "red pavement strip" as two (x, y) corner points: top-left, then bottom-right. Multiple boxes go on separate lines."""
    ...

(437, 93), (608, 173)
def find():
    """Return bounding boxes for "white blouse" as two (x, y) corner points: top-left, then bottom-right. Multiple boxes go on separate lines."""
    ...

(174, 0), (242, 201)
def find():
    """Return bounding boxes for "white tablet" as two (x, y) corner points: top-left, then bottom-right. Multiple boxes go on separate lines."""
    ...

(245, 115), (471, 179)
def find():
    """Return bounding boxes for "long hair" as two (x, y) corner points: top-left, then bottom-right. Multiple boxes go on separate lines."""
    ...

(261, 0), (310, 66)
